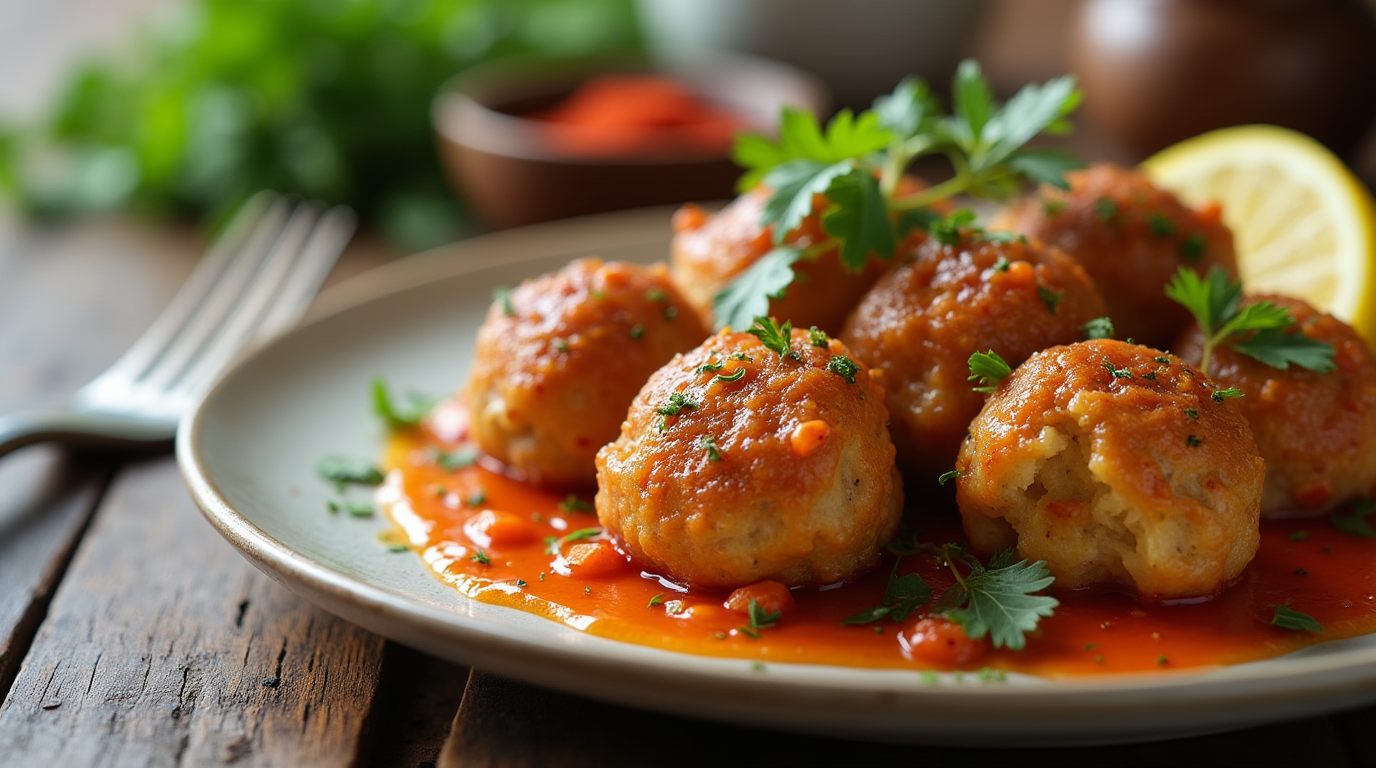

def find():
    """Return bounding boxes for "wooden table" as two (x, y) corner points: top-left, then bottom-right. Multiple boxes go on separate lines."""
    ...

(1, 214), (1376, 768)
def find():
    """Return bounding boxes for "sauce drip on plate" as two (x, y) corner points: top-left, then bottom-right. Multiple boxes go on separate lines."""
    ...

(380, 400), (1376, 676)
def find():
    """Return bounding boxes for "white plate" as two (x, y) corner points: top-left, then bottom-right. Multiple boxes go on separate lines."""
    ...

(179, 206), (1376, 746)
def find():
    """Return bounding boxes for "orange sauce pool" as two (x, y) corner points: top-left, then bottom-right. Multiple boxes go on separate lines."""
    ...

(380, 402), (1376, 677)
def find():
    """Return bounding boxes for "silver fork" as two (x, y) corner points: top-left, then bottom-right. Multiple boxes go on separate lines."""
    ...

(0, 192), (355, 458)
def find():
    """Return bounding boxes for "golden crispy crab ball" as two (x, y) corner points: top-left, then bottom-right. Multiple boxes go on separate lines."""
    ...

(992, 163), (1237, 349)
(670, 181), (930, 333)
(840, 229), (1106, 483)
(595, 326), (902, 588)
(1174, 296), (1376, 517)
(468, 258), (708, 488)
(956, 340), (1264, 600)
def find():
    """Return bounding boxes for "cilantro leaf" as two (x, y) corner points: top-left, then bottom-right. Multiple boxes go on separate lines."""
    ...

(1331, 498), (1376, 538)
(711, 246), (802, 331)
(1230, 328), (1337, 372)
(980, 75), (1080, 170)
(945, 558), (1058, 650)
(968, 350), (1012, 393)
(821, 169), (896, 268)
(760, 159), (852, 244)
(747, 599), (781, 629)
(842, 556), (931, 626)
(371, 377), (431, 430)
(747, 317), (797, 360)
(1270, 605), (1324, 633)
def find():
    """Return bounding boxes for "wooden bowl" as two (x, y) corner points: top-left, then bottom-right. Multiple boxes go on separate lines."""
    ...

(433, 54), (827, 230)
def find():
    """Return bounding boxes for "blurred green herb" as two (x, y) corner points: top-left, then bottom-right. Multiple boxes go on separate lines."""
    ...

(0, 0), (639, 250)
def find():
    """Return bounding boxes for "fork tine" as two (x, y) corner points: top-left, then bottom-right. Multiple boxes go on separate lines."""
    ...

(124, 196), (295, 395)
(165, 202), (354, 402)
(83, 191), (279, 391)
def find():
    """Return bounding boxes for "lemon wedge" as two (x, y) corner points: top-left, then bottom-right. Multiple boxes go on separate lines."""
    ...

(1142, 124), (1376, 341)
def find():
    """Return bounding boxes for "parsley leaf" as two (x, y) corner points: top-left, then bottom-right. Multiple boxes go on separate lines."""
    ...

(432, 446), (479, 472)
(968, 350), (1012, 393)
(1211, 387), (1244, 402)
(1230, 328), (1337, 372)
(733, 107), (892, 192)
(841, 555), (932, 626)
(747, 599), (782, 630)
(1331, 498), (1376, 538)
(747, 317), (798, 360)
(821, 169), (895, 268)
(1038, 286), (1063, 315)
(700, 435), (723, 462)
(760, 159), (852, 244)
(944, 556), (1059, 650)
(1081, 317), (1115, 340)
(938, 469), (961, 485)
(872, 76), (940, 141)
(317, 456), (384, 488)
(1007, 148), (1081, 191)
(808, 327), (829, 347)
(827, 355), (860, 384)
(1271, 605), (1324, 633)
(371, 377), (431, 430)
(712, 246), (802, 331)
(1165, 266), (1335, 373)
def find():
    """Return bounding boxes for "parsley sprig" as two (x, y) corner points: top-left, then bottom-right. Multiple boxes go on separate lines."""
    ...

(1165, 266), (1336, 374)
(371, 377), (432, 431)
(842, 535), (1058, 651)
(714, 60), (1083, 330)
(747, 317), (798, 360)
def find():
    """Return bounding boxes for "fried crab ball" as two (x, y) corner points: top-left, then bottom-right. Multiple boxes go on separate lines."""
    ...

(670, 181), (931, 333)
(468, 258), (708, 488)
(595, 327), (902, 588)
(993, 163), (1237, 348)
(955, 340), (1264, 599)
(1174, 295), (1376, 517)
(840, 229), (1106, 483)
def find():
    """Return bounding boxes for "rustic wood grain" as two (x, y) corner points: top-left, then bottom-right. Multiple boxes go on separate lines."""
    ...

(0, 456), (390, 766)
(365, 646), (469, 768)
(440, 670), (1355, 768)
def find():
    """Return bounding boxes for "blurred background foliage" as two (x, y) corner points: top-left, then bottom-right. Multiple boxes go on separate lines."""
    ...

(0, 0), (640, 250)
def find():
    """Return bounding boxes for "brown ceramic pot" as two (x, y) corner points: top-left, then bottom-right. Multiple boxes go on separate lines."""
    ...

(1071, 0), (1376, 158)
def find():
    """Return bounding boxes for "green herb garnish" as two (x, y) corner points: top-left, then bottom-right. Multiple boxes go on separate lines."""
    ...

(714, 367), (747, 384)
(747, 317), (798, 360)
(700, 435), (723, 462)
(1081, 317), (1114, 340)
(827, 355), (860, 384)
(968, 350), (1012, 393)
(809, 326), (829, 347)
(563, 527), (601, 544)
(1186, 434), (1203, 448)
(714, 61), (1083, 330)
(345, 501), (374, 518)
(470, 549), (491, 565)
(371, 377), (432, 431)
(1166, 266), (1335, 373)
(1271, 605), (1324, 633)
(1211, 387), (1244, 402)
(1331, 498), (1376, 538)
(1038, 286), (1063, 315)
(317, 456), (384, 489)
(1147, 213), (1176, 237)
(558, 495), (594, 513)
(493, 287), (515, 317)
(938, 469), (962, 485)
(432, 446), (479, 472)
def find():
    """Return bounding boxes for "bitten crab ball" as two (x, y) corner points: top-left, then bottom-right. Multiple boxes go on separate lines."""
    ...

(993, 163), (1237, 348)
(594, 325), (902, 588)
(467, 258), (708, 488)
(955, 339), (1265, 599)
(670, 182), (929, 333)
(840, 229), (1106, 482)
(1175, 295), (1376, 517)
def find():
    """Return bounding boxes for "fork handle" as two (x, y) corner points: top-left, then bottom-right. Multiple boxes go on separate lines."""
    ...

(0, 411), (174, 459)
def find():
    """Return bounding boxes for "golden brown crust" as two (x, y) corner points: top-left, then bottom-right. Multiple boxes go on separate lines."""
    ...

(1174, 295), (1376, 516)
(595, 328), (902, 588)
(467, 258), (708, 488)
(992, 163), (1237, 348)
(669, 184), (921, 334)
(955, 339), (1264, 600)
(840, 231), (1107, 484)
